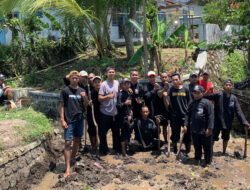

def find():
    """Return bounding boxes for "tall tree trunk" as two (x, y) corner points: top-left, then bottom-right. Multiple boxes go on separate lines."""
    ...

(103, 0), (113, 51)
(124, 1), (136, 60)
(143, 0), (148, 77)
(149, 47), (155, 71)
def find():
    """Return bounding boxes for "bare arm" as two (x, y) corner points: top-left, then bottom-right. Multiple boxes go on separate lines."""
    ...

(60, 102), (68, 129)
(163, 91), (170, 108)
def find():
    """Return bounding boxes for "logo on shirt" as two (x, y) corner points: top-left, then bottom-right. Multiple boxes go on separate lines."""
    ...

(197, 108), (203, 115)
(229, 101), (234, 107)
(69, 95), (81, 100)
(172, 92), (186, 96)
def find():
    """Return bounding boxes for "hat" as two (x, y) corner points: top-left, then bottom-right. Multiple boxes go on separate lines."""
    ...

(122, 78), (131, 83)
(68, 70), (80, 77)
(93, 76), (102, 81)
(224, 79), (233, 85)
(193, 85), (205, 93)
(0, 74), (5, 80)
(80, 70), (88, 77)
(147, 71), (156, 77)
(203, 70), (209, 75)
(189, 72), (198, 77)
(106, 67), (115, 72)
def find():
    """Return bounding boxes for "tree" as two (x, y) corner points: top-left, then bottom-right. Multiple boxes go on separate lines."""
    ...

(0, 0), (106, 58)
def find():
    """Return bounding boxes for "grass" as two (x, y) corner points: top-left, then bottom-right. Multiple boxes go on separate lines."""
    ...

(0, 107), (54, 143)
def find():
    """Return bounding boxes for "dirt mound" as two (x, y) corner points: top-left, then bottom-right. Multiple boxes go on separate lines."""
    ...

(0, 119), (26, 149)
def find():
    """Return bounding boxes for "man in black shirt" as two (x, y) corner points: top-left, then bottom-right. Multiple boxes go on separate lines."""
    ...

(129, 70), (144, 119)
(188, 72), (198, 101)
(163, 73), (192, 154)
(185, 85), (214, 165)
(87, 76), (101, 151)
(144, 71), (161, 118)
(117, 78), (133, 156)
(156, 72), (171, 143)
(130, 106), (159, 151)
(60, 70), (88, 178)
(205, 79), (250, 154)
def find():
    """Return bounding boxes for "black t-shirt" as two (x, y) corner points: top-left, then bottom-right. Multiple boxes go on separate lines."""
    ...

(130, 82), (144, 118)
(60, 86), (85, 123)
(167, 86), (191, 118)
(188, 83), (195, 101)
(117, 90), (132, 116)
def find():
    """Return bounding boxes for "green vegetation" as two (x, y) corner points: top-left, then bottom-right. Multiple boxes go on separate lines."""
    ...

(219, 52), (247, 82)
(0, 107), (53, 143)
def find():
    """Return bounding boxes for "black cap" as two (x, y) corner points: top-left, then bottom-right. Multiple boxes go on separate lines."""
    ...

(193, 85), (205, 93)
(122, 78), (131, 83)
(106, 67), (115, 72)
(0, 74), (5, 80)
(190, 72), (198, 77)
(224, 79), (233, 85)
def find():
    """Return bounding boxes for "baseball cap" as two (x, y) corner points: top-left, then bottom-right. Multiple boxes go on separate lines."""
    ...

(193, 85), (205, 93)
(68, 70), (80, 77)
(122, 78), (131, 83)
(80, 70), (88, 77)
(189, 72), (198, 77)
(93, 76), (102, 81)
(0, 74), (5, 80)
(203, 70), (209, 75)
(147, 71), (156, 77)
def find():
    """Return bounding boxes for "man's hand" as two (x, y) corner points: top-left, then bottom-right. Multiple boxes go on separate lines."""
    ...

(135, 97), (142, 104)
(154, 83), (160, 91)
(125, 99), (131, 105)
(3, 86), (11, 91)
(163, 81), (169, 89)
(245, 124), (250, 130)
(89, 100), (93, 106)
(128, 88), (133, 95)
(163, 91), (168, 97)
(108, 92), (115, 99)
(156, 117), (161, 126)
(61, 120), (68, 129)
(183, 126), (188, 133)
(206, 128), (212, 136)
(80, 91), (86, 98)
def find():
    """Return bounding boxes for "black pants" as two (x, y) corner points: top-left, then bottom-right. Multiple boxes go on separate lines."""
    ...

(170, 116), (191, 146)
(192, 133), (213, 164)
(99, 113), (120, 153)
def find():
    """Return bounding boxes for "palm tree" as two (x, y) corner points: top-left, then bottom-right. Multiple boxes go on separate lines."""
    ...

(0, 0), (106, 58)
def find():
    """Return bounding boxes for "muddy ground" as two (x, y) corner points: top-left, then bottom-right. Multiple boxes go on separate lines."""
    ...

(14, 122), (250, 190)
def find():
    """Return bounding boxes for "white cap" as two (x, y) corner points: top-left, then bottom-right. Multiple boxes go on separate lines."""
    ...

(80, 70), (88, 77)
(147, 71), (156, 77)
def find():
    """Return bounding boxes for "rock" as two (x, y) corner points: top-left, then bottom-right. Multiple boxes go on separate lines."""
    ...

(113, 178), (121, 185)
(9, 176), (17, 188)
(4, 167), (12, 176)
(234, 146), (243, 159)
(1, 180), (10, 190)
(54, 128), (60, 135)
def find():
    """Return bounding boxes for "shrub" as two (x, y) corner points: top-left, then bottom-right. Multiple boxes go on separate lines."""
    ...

(219, 52), (247, 82)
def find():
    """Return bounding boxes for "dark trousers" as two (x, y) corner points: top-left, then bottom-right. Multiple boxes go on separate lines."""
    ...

(99, 113), (120, 153)
(192, 133), (213, 164)
(170, 116), (191, 146)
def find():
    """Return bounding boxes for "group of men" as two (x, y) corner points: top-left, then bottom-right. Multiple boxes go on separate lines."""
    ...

(59, 67), (250, 178)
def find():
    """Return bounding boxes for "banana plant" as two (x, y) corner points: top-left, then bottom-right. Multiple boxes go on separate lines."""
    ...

(128, 18), (186, 72)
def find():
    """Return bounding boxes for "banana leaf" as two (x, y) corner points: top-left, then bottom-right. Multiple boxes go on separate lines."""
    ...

(128, 19), (143, 33)
(128, 44), (154, 66)
(165, 24), (185, 44)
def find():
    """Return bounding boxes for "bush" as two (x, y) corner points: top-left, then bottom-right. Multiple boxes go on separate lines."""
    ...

(219, 52), (247, 82)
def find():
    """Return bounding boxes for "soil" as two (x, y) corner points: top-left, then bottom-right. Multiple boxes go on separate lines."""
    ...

(11, 122), (250, 190)
(0, 119), (26, 149)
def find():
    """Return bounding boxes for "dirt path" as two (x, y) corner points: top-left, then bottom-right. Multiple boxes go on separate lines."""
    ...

(29, 128), (250, 190)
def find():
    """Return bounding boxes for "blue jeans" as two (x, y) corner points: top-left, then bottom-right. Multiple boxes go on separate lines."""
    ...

(64, 119), (84, 141)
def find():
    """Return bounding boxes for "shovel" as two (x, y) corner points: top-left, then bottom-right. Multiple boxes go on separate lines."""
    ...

(167, 121), (171, 157)
(176, 128), (185, 160)
(243, 127), (248, 158)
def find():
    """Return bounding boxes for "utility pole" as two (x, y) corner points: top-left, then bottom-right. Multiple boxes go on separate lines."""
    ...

(143, 0), (148, 77)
